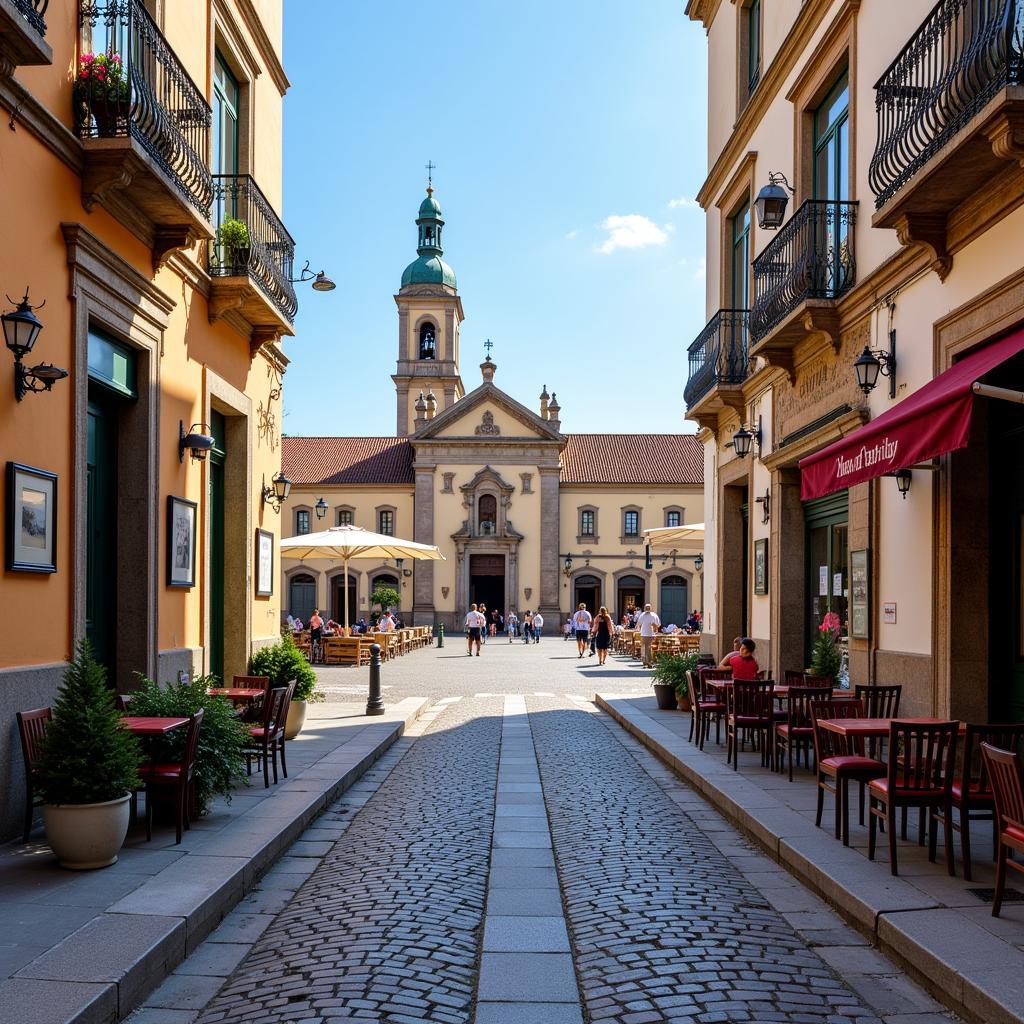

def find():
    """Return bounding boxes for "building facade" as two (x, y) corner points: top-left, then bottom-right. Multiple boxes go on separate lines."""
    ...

(0, 0), (295, 838)
(281, 187), (704, 630)
(686, 0), (1024, 719)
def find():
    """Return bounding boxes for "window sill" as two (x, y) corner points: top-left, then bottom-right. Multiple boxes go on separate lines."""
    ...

(577, 535), (599, 545)
(620, 536), (641, 545)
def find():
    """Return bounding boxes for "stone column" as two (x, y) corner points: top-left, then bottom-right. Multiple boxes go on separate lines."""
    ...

(508, 546), (519, 613)
(539, 468), (561, 620)
(413, 468), (435, 625)
(770, 468), (806, 680)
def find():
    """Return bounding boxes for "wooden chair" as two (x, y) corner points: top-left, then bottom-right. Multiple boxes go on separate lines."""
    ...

(784, 670), (806, 688)
(245, 686), (287, 788)
(726, 681), (775, 771)
(16, 707), (52, 843)
(931, 723), (1024, 880)
(697, 668), (731, 750)
(775, 685), (833, 781)
(980, 742), (1024, 917)
(274, 681), (297, 780)
(233, 674), (270, 690)
(687, 669), (721, 748)
(115, 693), (133, 712)
(143, 709), (204, 844)
(868, 720), (959, 876)
(810, 699), (885, 845)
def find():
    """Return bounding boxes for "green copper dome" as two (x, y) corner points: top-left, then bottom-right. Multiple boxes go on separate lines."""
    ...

(401, 185), (456, 290)
(401, 254), (457, 288)
(419, 194), (442, 218)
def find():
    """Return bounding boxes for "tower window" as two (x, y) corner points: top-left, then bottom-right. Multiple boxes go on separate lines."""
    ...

(479, 494), (497, 534)
(419, 322), (436, 360)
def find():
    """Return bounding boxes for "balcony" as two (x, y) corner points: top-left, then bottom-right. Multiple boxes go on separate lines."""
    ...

(869, 0), (1024, 278)
(77, 0), (212, 267)
(207, 175), (298, 345)
(750, 200), (858, 374)
(683, 309), (750, 427)
(0, 0), (50, 66)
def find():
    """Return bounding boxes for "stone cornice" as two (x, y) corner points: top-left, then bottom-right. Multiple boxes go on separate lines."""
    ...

(414, 380), (565, 442)
(761, 407), (867, 471)
(232, 0), (290, 94)
(684, 0), (724, 29)
(0, 73), (83, 176)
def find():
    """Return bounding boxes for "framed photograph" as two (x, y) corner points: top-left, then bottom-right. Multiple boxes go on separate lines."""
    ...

(6, 462), (57, 573)
(166, 495), (197, 588)
(256, 529), (274, 597)
(753, 537), (768, 595)
(850, 548), (870, 639)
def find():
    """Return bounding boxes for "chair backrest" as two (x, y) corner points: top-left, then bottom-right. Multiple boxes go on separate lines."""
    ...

(784, 670), (807, 688)
(787, 685), (834, 729)
(962, 723), (1024, 794)
(855, 684), (902, 718)
(981, 742), (1024, 834)
(16, 707), (52, 774)
(182, 708), (205, 777)
(115, 693), (133, 712)
(699, 667), (733, 701)
(886, 720), (958, 792)
(810, 698), (865, 760)
(233, 675), (271, 691)
(757, 669), (774, 681)
(729, 681), (775, 721)
(277, 681), (297, 736)
(262, 686), (287, 730)
(803, 673), (834, 688)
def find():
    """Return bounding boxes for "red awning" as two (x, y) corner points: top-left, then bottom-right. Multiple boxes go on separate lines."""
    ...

(799, 327), (1024, 501)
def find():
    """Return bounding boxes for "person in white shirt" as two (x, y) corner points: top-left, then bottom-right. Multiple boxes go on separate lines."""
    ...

(635, 603), (661, 668)
(571, 603), (593, 659)
(380, 612), (396, 633)
(506, 611), (518, 641)
(532, 611), (544, 643)
(464, 603), (486, 656)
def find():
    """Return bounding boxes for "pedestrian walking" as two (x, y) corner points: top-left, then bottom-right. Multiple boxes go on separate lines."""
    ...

(506, 611), (518, 640)
(571, 603), (593, 659)
(522, 610), (533, 643)
(592, 605), (614, 666)
(465, 603), (486, 657)
(635, 603), (661, 668)
(478, 604), (488, 644)
(532, 611), (544, 642)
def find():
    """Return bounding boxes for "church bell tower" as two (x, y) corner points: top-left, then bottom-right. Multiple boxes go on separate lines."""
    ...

(392, 173), (465, 435)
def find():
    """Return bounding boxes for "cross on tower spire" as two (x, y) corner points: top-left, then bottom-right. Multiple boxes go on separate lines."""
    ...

(484, 338), (494, 360)
(425, 160), (436, 196)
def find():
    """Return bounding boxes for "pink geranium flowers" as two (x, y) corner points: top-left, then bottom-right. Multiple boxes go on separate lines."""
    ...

(77, 52), (125, 87)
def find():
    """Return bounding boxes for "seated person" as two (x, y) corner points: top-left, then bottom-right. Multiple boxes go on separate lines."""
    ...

(720, 637), (759, 680)
(293, 617), (304, 631)
(686, 611), (701, 632)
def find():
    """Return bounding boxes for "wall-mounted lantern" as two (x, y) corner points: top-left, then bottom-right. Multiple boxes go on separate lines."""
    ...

(315, 496), (328, 520)
(178, 422), (214, 463)
(261, 471), (292, 513)
(754, 171), (795, 230)
(854, 330), (897, 398)
(3, 290), (68, 402)
(732, 415), (763, 458)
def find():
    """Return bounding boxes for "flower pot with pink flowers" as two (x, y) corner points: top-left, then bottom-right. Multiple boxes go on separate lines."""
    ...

(74, 52), (130, 135)
(809, 611), (843, 681)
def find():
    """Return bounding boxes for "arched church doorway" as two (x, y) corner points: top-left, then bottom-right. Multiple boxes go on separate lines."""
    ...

(574, 574), (602, 616)
(659, 575), (689, 628)
(617, 574), (646, 622)
(330, 574), (358, 626)
(470, 553), (505, 616)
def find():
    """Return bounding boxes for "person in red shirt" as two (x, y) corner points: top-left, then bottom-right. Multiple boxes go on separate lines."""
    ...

(722, 637), (759, 680)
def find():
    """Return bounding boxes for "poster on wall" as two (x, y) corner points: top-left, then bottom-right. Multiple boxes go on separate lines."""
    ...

(850, 549), (869, 639)
(6, 462), (57, 573)
(754, 538), (768, 595)
(166, 495), (197, 588)
(819, 565), (828, 596)
(256, 529), (274, 597)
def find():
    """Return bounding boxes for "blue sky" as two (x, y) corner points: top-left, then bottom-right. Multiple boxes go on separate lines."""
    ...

(281, 1), (707, 437)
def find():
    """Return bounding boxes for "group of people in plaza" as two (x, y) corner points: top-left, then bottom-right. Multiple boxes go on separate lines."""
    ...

(463, 603), (544, 655)
(287, 609), (404, 643)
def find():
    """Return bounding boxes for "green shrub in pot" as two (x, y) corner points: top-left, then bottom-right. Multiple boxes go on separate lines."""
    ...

(249, 630), (322, 703)
(651, 651), (704, 698)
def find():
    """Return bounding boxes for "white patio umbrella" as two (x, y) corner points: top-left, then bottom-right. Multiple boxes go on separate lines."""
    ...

(279, 524), (445, 630)
(643, 523), (705, 549)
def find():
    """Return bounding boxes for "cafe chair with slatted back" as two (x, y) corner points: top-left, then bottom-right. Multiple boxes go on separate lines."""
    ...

(726, 681), (775, 771)
(143, 709), (204, 844)
(697, 667), (732, 750)
(276, 681), (297, 780)
(16, 707), (52, 843)
(980, 742), (1024, 917)
(245, 686), (287, 788)
(231, 675), (270, 722)
(775, 685), (833, 781)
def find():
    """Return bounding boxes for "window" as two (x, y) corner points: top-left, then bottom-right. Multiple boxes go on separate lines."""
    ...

(747, 0), (761, 96)
(213, 52), (239, 178)
(814, 70), (850, 202)
(479, 494), (497, 534)
(378, 510), (394, 536)
(337, 509), (353, 526)
(580, 510), (595, 536)
(730, 198), (751, 309)
(666, 510), (681, 528)
(419, 322), (436, 360)
(624, 510), (639, 537)
(295, 510), (310, 536)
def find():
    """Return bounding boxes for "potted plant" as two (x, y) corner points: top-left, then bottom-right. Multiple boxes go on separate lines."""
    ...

(34, 642), (141, 869)
(218, 217), (251, 274)
(810, 610), (843, 681)
(652, 652), (703, 712)
(129, 675), (247, 813)
(73, 52), (129, 135)
(370, 583), (401, 623)
(250, 631), (324, 739)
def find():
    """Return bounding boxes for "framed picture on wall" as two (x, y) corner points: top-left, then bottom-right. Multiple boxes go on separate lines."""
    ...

(5, 462), (57, 573)
(256, 529), (274, 597)
(850, 548), (869, 638)
(754, 538), (768, 595)
(167, 495), (197, 588)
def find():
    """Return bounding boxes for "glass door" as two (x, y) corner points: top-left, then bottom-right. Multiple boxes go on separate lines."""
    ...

(212, 52), (239, 265)
(86, 395), (117, 672)
(804, 492), (849, 665)
(812, 70), (850, 296)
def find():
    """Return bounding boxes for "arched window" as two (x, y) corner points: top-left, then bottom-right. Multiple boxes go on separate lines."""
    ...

(289, 574), (316, 625)
(479, 494), (497, 534)
(419, 322), (436, 360)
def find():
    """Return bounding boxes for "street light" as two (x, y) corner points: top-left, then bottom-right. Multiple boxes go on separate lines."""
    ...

(754, 171), (795, 230)
(314, 496), (328, 519)
(563, 554), (574, 577)
(732, 416), (763, 458)
(895, 469), (912, 500)
(261, 471), (292, 513)
(3, 289), (67, 402)
(290, 259), (336, 292)
(853, 331), (897, 398)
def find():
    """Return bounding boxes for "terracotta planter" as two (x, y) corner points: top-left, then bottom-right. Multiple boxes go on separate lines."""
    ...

(653, 683), (677, 710)
(43, 794), (131, 870)
(284, 698), (307, 740)
(676, 692), (692, 712)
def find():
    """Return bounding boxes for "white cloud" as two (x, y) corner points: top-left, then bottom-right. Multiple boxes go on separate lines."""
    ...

(565, 229), (578, 240)
(597, 215), (669, 255)
(668, 196), (699, 210)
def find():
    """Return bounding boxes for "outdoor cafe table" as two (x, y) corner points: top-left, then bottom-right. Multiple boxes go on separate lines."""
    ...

(120, 716), (189, 736)
(703, 680), (854, 700)
(207, 687), (264, 706)
(816, 716), (966, 738)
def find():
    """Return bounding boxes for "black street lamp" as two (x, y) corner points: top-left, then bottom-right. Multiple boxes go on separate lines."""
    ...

(895, 469), (912, 500)
(754, 172), (795, 230)
(854, 330), (897, 398)
(563, 554), (573, 577)
(3, 290), (67, 402)
(732, 416), (763, 458)
(695, 554), (704, 573)
(261, 471), (292, 513)
(315, 496), (328, 519)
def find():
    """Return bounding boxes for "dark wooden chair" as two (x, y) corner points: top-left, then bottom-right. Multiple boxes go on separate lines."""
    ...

(980, 742), (1024, 917)
(245, 686), (287, 788)
(142, 709), (204, 844)
(696, 668), (731, 750)
(868, 720), (959, 876)
(726, 681), (775, 771)
(931, 724), (1024, 880)
(854, 683), (902, 753)
(115, 694), (133, 712)
(775, 685), (833, 781)
(783, 670), (806, 688)
(233, 674), (271, 689)
(810, 699), (886, 845)
(16, 707), (52, 843)
(275, 681), (297, 780)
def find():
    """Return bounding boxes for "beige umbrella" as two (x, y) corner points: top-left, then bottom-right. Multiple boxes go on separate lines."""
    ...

(280, 524), (444, 630)
(643, 524), (705, 549)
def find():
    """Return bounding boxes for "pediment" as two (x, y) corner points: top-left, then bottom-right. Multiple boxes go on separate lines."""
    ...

(414, 382), (563, 441)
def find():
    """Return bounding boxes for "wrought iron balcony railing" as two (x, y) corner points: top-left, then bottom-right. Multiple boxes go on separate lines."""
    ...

(869, 0), (1024, 208)
(684, 309), (750, 409)
(77, 0), (212, 219)
(13, 0), (47, 35)
(751, 200), (858, 341)
(209, 175), (298, 324)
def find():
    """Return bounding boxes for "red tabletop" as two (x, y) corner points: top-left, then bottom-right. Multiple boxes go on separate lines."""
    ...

(120, 716), (189, 736)
(208, 687), (264, 703)
(703, 679), (853, 699)
(818, 716), (964, 738)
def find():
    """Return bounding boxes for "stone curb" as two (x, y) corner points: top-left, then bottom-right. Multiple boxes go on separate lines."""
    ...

(596, 693), (1024, 1024)
(2, 697), (428, 1024)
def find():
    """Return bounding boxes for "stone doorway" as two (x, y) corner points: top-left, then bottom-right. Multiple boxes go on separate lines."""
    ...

(470, 553), (505, 616)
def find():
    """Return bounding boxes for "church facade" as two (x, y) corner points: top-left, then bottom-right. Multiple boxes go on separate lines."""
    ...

(280, 186), (703, 631)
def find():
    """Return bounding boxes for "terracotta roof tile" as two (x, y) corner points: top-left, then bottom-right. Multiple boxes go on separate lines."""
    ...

(282, 437), (414, 485)
(559, 434), (703, 485)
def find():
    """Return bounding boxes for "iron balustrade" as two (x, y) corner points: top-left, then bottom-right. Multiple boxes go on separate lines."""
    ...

(869, 0), (1024, 208)
(209, 174), (298, 324)
(751, 200), (858, 342)
(684, 309), (750, 408)
(78, 0), (212, 219)
(13, 0), (47, 35)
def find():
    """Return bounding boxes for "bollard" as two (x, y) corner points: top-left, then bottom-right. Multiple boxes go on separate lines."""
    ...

(437, 623), (444, 648)
(365, 643), (385, 716)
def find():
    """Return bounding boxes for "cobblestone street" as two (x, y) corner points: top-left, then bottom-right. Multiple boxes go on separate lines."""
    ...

(134, 644), (959, 1024)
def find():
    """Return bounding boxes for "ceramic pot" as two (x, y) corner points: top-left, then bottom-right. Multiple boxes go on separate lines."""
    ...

(284, 698), (307, 740)
(43, 794), (131, 870)
(653, 683), (677, 711)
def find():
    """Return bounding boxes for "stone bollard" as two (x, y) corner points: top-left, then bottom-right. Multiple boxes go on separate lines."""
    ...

(365, 643), (385, 716)
(437, 623), (444, 648)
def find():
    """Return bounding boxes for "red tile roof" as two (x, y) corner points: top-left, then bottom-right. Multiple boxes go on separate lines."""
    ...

(560, 434), (703, 486)
(282, 433), (703, 487)
(282, 437), (414, 485)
